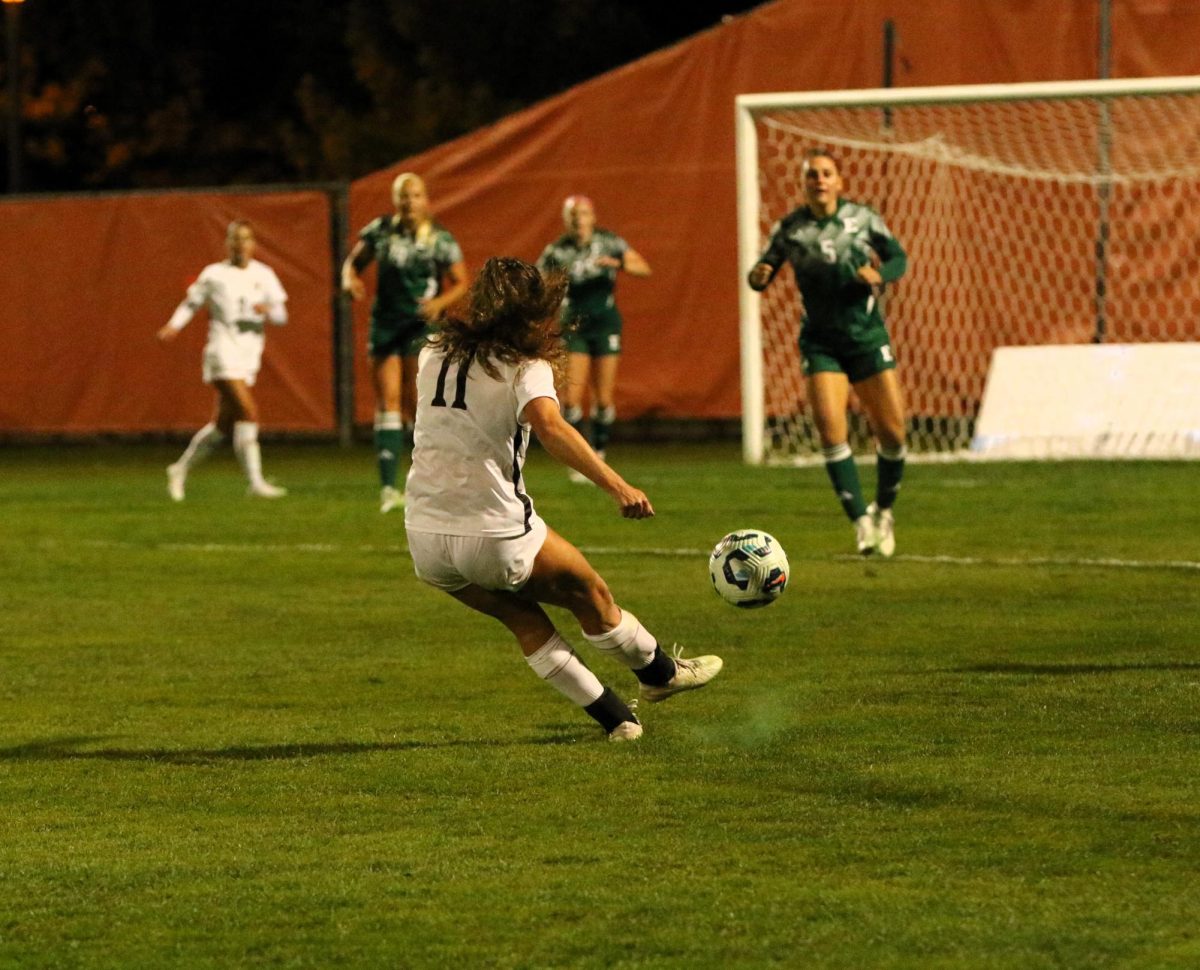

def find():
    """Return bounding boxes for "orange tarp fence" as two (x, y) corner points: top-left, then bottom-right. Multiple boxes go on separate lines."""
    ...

(3, 0), (1200, 434)
(347, 0), (1200, 426)
(0, 191), (333, 434)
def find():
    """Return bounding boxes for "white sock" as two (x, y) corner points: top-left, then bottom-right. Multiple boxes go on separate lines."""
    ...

(583, 608), (657, 670)
(526, 633), (604, 706)
(233, 421), (265, 487)
(176, 422), (223, 470)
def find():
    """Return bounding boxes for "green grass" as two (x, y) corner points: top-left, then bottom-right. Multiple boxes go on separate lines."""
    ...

(1, 443), (1198, 968)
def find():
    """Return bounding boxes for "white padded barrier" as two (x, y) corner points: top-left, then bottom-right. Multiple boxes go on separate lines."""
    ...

(972, 343), (1200, 459)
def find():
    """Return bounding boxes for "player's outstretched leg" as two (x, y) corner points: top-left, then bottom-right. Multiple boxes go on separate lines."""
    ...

(583, 608), (723, 704)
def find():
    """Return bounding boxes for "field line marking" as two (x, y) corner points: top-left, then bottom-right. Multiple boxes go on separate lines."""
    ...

(48, 538), (1200, 572)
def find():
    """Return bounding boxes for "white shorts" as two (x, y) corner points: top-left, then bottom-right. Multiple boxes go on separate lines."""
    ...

(203, 332), (264, 386)
(407, 518), (548, 593)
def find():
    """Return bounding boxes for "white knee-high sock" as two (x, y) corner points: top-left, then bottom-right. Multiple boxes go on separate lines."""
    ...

(583, 608), (657, 670)
(526, 633), (605, 706)
(233, 421), (265, 487)
(176, 422), (224, 470)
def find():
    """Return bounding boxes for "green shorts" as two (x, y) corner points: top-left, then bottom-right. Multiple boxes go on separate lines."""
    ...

(369, 317), (428, 359)
(563, 306), (622, 357)
(801, 339), (896, 383)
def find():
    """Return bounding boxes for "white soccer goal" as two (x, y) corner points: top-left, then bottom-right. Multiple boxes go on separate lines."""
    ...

(735, 76), (1200, 464)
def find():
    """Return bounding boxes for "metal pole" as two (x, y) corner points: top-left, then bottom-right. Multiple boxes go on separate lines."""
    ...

(5, 0), (21, 194)
(1094, 0), (1112, 343)
(882, 19), (896, 131)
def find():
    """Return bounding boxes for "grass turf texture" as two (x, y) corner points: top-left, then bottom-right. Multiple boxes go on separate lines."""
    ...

(1, 443), (1198, 968)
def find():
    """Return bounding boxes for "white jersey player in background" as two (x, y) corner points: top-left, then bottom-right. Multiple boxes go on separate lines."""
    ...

(404, 257), (722, 742)
(157, 220), (288, 500)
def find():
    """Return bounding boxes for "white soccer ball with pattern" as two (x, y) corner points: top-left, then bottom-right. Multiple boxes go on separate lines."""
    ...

(708, 530), (789, 609)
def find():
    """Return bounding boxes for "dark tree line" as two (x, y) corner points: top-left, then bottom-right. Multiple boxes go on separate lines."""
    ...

(3, 0), (757, 192)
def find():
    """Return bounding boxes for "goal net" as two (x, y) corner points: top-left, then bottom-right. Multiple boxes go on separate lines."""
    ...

(735, 77), (1200, 464)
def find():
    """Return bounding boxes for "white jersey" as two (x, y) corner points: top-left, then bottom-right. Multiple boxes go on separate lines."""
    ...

(168, 258), (287, 385)
(405, 344), (558, 538)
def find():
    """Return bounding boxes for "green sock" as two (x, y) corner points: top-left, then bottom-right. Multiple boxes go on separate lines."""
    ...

(564, 405), (584, 437)
(822, 444), (867, 520)
(875, 444), (906, 510)
(374, 413), (403, 488)
(592, 405), (614, 453)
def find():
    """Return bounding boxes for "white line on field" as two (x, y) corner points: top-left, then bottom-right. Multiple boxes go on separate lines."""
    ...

(58, 539), (1200, 572)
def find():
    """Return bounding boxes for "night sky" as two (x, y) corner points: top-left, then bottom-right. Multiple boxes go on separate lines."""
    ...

(5, 0), (766, 192)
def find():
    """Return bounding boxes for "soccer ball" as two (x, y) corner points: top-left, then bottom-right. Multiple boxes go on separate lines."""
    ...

(708, 530), (789, 609)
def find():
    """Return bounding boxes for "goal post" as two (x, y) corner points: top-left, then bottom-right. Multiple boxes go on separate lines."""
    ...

(735, 76), (1200, 464)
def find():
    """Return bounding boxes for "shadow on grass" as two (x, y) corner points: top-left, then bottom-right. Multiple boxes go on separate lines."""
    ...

(0, 729), (589, 764)
(944, 662), (1200, 676)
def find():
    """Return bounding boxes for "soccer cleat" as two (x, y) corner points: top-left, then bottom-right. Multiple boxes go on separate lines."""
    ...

(567, 467), (589, 484)
(380, 485), (404, 513)
(248, 481), (287, 499)
(166, 463), (186, 502)
(608, 721), (643, 742)
(854, 513), (878, 556)
(639, 651), (723, 704)
(868, 502), (896, 558)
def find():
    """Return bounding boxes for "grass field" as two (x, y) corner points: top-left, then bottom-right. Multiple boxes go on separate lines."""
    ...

(1, 442), (1198, 969)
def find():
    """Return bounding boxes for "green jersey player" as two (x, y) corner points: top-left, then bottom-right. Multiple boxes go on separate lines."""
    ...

(749, 150), (909, 557)
(537, 195), (651, 482)
(342, 172), (468, 513)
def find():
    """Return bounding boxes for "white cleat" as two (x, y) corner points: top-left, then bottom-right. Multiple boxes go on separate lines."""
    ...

(248, 481), (287, 499)
(868, 502), (895, 558)
(380, 485), (404, 513)
(639, 651), (724, 704)
(608, 721), (643, 742)
(854, 513), (878, 557)
(166, 463), (186, 502)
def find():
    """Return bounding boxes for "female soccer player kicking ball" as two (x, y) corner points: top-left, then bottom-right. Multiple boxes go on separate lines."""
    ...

(404, 257), (721, 741)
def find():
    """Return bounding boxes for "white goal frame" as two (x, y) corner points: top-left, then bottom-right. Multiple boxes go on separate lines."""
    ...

(735, 75), (1200, 465)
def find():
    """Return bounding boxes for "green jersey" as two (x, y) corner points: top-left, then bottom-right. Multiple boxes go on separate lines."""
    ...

(537, 229), (629, 317)
(757, 200), (906, 351)
(358, 215), (463, 325)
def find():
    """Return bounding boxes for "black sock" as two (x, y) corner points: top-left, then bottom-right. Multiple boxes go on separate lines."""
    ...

(583, 687), (638, 732)
(632, 645), (676, 687)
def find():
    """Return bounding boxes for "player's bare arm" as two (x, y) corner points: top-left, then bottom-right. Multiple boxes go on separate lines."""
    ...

(341, 240), (373, 300)
(523, 396), (654, 519)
